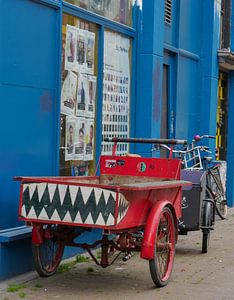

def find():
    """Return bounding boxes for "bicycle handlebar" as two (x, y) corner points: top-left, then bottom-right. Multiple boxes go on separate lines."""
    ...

(156, 144), (211, 154)
(103, 137), (188, 145)
(193, 134), (216, 142)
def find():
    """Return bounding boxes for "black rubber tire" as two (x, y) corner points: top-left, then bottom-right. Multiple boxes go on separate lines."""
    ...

(32, 225), (64, 277)
(208, 173), (227, 219)
(149, 206), (176, 287)
(202, 229), (210, 254)
(201, 198), (213, 254)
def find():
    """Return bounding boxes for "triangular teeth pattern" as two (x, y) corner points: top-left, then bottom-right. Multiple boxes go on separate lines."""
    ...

(38, 207), (48, 220)
(27, 206), (37, 219)
(21, 183), (117, 226)
(85, 212), (94, 224)
(21, 205), (26, 217)
(37, 183), (47, 202)
(106, 214), (115, 226)
(48, 183), (57, 202)
(58, 184), (68, 205)
(117, 193), (129, 223)
(51, 209), (61, 221)
(63, 211), (73, 223)
(23, 184), (28, 193)
(69, 185), (79, 205)
(29, 183), (37, 199)
(93, 188), (102, 205)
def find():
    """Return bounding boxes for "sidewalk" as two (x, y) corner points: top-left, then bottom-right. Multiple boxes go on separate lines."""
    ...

(1, 208), (234, 300)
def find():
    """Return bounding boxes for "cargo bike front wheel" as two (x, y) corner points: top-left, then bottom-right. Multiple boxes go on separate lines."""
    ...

(149, 206), (176, 287)
(32, 224), (65, 277)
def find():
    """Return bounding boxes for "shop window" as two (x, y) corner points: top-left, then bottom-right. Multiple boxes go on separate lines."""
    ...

(101, 30), (131, 155)
(65, 0), (133, 26)
(60, 14), (98, 176)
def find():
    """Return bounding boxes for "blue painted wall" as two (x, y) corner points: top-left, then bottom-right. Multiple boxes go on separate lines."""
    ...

(135, 0), (164, 155)
(0, 0), (61, 280)
(227, 1), (234, 207)
(0, 0), (59, 230)
(138, 0), (220, 153)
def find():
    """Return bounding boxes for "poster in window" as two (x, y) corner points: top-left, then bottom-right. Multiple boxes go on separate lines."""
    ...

(87, 75), (97, 118)
(84, 118), (94, 161)
(86, 31), (95, 74)
(61, 71), (77, 116)
(102, 31), (130, 155)
(65, 116), (77, 161)
(72, 162), (89, 176)
(65, 25), (77, 72)
(76, 73), (88, 116)
(77, 29), (87, 72)
(74, 117), (85, 161)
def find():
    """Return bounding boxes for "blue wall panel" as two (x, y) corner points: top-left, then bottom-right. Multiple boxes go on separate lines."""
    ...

(0, 85), (56, 229)
(227, 74), (234, 207)
(176, 56), (199, 140)
(0, 0), (57, 89)
(179, 0), (202, 53)
(0, 0), (58, 229)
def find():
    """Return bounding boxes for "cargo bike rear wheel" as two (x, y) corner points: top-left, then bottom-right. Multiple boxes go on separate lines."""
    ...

(32, 224), (65, 277)
(149, 206), (176, 287)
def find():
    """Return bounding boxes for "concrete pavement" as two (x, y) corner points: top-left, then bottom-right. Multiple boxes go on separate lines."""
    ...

(1, 208), (234, 300)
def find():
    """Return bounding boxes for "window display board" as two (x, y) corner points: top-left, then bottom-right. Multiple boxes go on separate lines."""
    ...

(102, 31), (131, 155)
(60, 16), (98, 176)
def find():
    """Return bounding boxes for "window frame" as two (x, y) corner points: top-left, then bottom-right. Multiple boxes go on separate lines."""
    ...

(56, 1), (137, 174)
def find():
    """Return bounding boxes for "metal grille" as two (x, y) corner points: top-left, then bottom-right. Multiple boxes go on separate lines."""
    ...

(164, 0), (172, 25)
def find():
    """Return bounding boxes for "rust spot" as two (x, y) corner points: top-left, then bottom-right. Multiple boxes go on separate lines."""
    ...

(40, 90), (52, 112)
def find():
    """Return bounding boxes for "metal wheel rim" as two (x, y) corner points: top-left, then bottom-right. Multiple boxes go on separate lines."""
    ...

(155, 209), (175, 282)
(38, 225), (64, 273)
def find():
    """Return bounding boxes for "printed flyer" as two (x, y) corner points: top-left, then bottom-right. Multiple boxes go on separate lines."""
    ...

(77, 73), (88, 116)
(74, 117), (85, 161)
(65, 116), (77, 161)
(61, 71), (77, 116)
(102, 31), (130, 155)
(87, 75), (97, 118)
(84, 118), (94, 161)
(86, 31), (95, 74)
(64, 25), (77, 72)
(77, 29), (87, 72)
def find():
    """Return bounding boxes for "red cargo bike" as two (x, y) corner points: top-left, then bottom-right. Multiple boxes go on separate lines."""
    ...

(16, 138), (190, 287)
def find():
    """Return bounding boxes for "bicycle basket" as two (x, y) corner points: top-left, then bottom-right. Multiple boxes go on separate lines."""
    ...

(182, 147), (203, 170)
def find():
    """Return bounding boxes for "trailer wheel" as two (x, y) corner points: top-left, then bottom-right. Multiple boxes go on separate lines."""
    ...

(32, 225), (64, 277)
(149, 206), (175, 287)
(202, 229), (210, 254)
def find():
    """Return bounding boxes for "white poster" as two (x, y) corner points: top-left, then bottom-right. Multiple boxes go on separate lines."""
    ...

(102, 31), (130, 155)
(86, 31), (95, 74)
(76, 73), (88, 116)
(77, 29), (87, 73)
(84, 118), (94, 161)
(61, 71), (77, 116)
(65, 25), (77, 72)
(65, 116), (77, 161)
(74, 117), (85, 161)
(87, 75), (97, 118)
